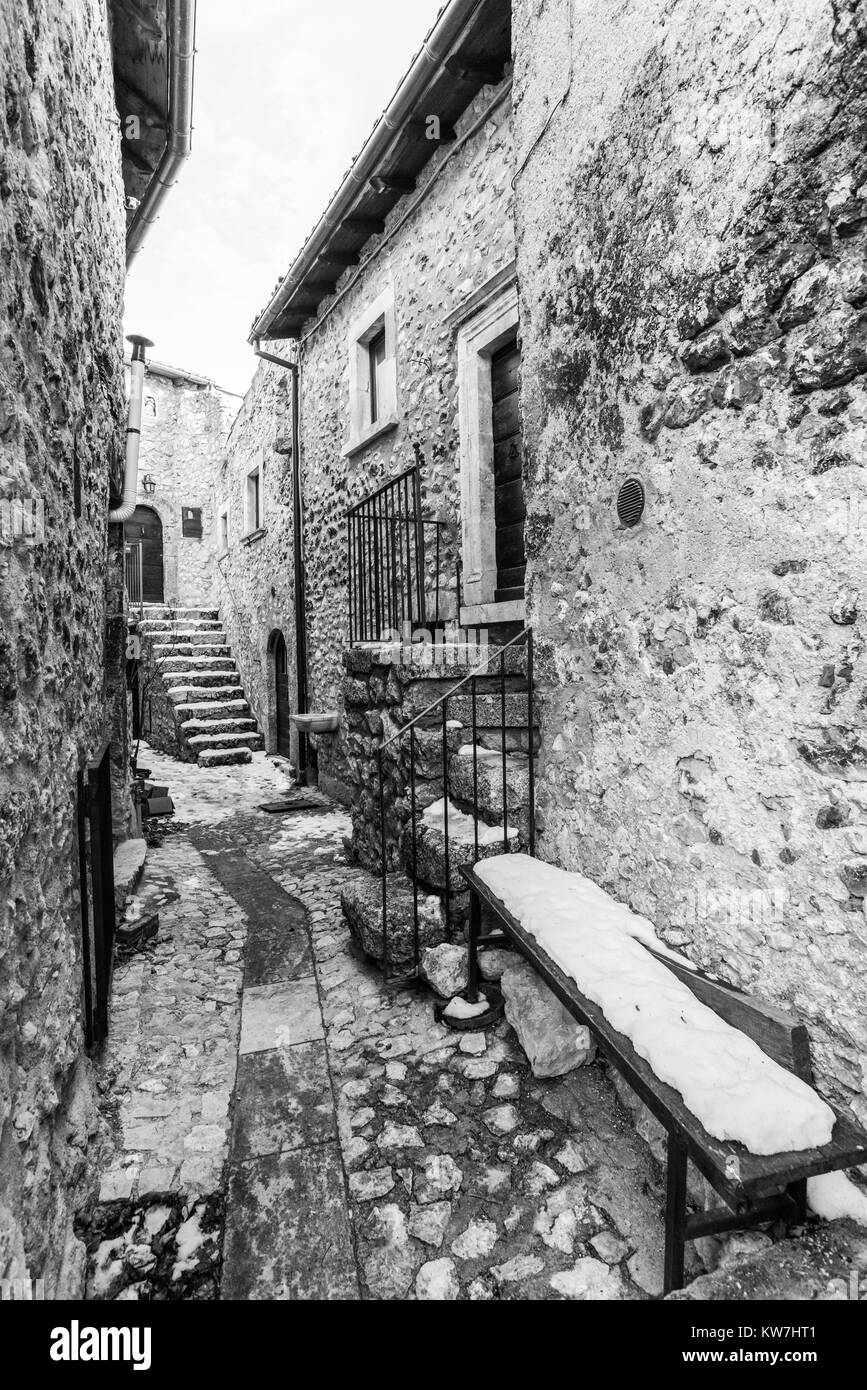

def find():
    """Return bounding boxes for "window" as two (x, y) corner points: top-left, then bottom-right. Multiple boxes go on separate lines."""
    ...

(344, 288), (398, 456)
(218, 503), (229, 554)
(182, 506), (203, 539)
(245, 462), (262, 534)
(368, 328), (387, 425)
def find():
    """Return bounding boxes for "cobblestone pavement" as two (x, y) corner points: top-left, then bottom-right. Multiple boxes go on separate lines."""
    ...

(89, 747), (676, 1300)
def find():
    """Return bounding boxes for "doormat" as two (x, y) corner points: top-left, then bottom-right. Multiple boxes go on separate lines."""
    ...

(258, 796), (325, 814)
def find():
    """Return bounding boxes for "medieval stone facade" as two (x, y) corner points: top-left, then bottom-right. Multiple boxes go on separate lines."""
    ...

(0, 0), (127, 1294)
(223, 80), (515, 793)
(513, 0), (867, 1122)
(131, 364), (238, 610)
(220, 0), (867, 1127)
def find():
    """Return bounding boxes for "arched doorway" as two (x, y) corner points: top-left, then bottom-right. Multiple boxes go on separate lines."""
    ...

(272, 631), (292, 758)
(125, 506), (164, 603)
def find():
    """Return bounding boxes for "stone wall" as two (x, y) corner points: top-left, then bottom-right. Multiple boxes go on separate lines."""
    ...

(134, 369), (237, 609)
(224, 83), (515, 791)
(217, 368), (299, 763)
(513, 0), (867, 1117)
(0, 0), (127, 1293)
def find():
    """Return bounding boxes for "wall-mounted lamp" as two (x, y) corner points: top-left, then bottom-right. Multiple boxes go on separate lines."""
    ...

(141, 474), (157, 496)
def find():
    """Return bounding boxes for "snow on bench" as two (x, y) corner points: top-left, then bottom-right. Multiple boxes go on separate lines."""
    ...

(474, 854), (834, 1156)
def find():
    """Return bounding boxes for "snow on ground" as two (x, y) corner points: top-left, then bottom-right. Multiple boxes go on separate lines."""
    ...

(422, 796), (517, 846)
(475, 855), (835, 1156)
(139, 743), (295, 824)
(807, 1171), (867, 1226)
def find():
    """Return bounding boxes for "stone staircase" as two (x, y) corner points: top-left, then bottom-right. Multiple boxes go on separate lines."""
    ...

(341, 637), (539, 974)
(137, 606), (264, 767)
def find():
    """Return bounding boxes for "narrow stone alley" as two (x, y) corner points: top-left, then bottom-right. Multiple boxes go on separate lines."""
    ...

(84, 747), (681, 1301)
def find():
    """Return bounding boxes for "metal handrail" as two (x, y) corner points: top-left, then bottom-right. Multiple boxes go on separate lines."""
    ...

(375, 626), (537, 983)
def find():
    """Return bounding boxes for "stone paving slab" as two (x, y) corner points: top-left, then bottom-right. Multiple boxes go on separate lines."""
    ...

(239, 978), (324, 1055)
(222, 1145), (358, 1300)
(230, 1044), (337, 1163)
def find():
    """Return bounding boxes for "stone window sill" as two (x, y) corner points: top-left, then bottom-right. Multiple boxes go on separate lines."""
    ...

(241, 527), (267, 546)
(341, 414), (399, 459)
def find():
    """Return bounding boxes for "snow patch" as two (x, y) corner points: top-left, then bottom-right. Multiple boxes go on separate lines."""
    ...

(807, 1171), (867, 1226)
(475, 855), (835, 1156)
(421, 797), (517, 847)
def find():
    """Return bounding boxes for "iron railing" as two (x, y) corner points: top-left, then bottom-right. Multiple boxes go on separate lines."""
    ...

(76, 742), (117, 1046)
(376, 627), (536, 980)
(347, 465), (456, 645)
(124, 543), (143, 612)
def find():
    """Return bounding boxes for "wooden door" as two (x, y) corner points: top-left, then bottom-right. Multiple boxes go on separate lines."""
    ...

(491, 337), (526, 602)
(125, 506), (164, 603)
(274, 633), (292, 758)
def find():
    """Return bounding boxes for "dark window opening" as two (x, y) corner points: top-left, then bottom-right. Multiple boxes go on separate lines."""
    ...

(368, 328), (387, 424)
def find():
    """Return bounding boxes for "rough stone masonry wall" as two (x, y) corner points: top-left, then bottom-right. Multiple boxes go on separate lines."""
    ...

(217, 368), (299, 762)
(228, 85), (515, 793)
(134, 371), (237, 609)
(0, 0), (127, 1293)
(513, 0), (867, 1118)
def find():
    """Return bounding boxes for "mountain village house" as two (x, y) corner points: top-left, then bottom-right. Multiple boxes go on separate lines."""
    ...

(2, 0), (867, 1305)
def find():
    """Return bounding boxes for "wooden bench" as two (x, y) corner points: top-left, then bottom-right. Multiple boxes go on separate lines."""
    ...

(462, 865), (867, 1294)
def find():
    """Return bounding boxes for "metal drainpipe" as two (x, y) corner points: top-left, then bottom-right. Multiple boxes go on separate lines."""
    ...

(108, 334), (154, 524)
(125, 0), (197, 268)
(252, 341), (310, 785)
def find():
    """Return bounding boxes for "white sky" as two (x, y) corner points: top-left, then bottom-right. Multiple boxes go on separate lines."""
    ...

(122, 0), (445, 395)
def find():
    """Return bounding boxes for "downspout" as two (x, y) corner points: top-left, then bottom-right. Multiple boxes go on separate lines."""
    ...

(108, 334), (153, 524)
(252, 341), (310, 785)
(125, 0), (197, 268)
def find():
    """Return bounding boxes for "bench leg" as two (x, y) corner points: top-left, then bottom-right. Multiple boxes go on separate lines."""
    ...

(467, 887), (481, 1004)
(787, 1177), (808, 1224)
(664, 1132), (689, 1296)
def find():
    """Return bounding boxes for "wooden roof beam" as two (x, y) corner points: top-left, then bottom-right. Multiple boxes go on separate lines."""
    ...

(342, 216), (386, 236)
(369, 174), (416, 195)
(443, 54), (505, 84)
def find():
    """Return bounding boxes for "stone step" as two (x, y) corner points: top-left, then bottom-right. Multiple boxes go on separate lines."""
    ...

(180, 717), (259, 737)
(141, 606), (220, 621)
(448, 745), (531, 825)
(139, 619), (224, 635)
(187, 731), (265, 752)
(145, 632), (227, 650)
(197, 747), (253, 768)
(165, 671), (244, 692)
(447, 691), (534, 729)
(151, 643), (231, 659)
(341, 873), (450, 973)
(174, 698), (252, 722)
(401, 808), (523, 894)
(158, 655), (236, 675)
(168, 685), (246, 707)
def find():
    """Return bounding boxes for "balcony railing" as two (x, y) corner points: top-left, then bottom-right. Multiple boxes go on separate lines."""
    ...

(347, 465), (457, 645)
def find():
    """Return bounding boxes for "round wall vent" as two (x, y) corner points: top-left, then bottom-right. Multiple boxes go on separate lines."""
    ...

(616, 477), (646, 528)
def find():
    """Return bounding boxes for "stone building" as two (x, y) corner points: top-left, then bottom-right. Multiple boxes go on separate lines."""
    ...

(0, 0), (195, 1295)
(233, 0), (516, 791)
(230, 0), (867, 1127)
(126, 359), (239, 610)
(511, 0), (867, 1124)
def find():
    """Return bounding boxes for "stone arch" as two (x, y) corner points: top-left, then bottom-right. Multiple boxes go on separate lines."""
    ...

(267, 628), (292, 759)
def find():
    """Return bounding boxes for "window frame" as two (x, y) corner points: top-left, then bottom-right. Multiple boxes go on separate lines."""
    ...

(343, 287), (399, 457)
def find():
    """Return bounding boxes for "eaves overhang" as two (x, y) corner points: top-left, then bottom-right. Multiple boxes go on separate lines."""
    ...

(250, 0), (511, 343)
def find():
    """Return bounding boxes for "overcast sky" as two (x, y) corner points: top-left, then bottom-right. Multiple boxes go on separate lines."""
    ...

(122, 0), (445, 395)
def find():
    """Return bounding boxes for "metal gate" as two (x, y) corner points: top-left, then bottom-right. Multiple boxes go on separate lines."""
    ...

(124, 541), (143, 609)
(77, 743), (117, 1046)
